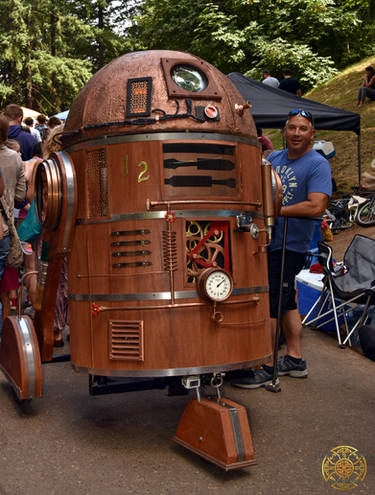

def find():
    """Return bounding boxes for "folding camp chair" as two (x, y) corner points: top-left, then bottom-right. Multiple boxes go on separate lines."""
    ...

(302, 235), (375, 347)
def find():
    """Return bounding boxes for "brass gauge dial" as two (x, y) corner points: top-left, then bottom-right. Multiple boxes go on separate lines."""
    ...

(197, 268), (233, 302)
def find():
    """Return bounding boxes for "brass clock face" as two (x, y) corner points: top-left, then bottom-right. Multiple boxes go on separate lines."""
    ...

(199, 268), (233, 302)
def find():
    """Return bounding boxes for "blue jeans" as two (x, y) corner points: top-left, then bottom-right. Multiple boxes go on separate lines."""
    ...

(0, 235), (10, 336)
(358, 86), (375, 102)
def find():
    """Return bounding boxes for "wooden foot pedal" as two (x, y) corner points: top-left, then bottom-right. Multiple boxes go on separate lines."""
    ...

(0, 316), (42, 401)
(173, 397), (256, 471)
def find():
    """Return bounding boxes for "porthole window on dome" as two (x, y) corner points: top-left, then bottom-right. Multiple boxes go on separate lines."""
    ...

(171, 65), (208, 93)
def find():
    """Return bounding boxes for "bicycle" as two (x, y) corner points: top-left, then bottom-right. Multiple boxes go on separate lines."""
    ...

(325, 189), (375, 233)
(356, 193), (375, 226)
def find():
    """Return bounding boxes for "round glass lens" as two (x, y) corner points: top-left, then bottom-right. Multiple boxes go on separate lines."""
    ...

(171, 65), (207, 92)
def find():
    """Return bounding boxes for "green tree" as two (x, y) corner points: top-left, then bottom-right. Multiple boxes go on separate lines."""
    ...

(0, 0), (93, 113)
(70, 0), (140, 72)
(0, 0), (137, 114)
(132, 0), (365, 90)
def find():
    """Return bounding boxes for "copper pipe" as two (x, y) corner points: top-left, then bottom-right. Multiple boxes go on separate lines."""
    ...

(76, 270), (166, 278)
(216, 318), (267, 327)
(146, 198), (261, 210)
(261, 158), (276, 238)
(94, 296), (261, 313)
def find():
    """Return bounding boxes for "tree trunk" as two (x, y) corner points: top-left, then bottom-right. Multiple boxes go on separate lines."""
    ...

(370, 0), (375, 20)
(97, 4), (105, 70)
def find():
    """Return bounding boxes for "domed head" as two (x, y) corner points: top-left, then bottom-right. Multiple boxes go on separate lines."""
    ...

(64, 50), (256, 144)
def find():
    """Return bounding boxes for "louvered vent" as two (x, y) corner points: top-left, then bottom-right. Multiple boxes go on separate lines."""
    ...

(86, 148), (108, 217)
(109, 320), (144, 361)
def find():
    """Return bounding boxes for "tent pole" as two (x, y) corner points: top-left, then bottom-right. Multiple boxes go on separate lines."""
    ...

(357, 134), (361, 184)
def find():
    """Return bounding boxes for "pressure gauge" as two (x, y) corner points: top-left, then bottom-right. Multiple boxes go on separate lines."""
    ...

(197, 268), (233, 302)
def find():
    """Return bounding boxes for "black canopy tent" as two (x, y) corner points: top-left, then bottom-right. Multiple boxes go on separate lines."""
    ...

(227, 72), (362, 181)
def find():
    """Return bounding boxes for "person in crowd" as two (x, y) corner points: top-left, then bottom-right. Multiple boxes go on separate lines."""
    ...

(232, 109), (332, 389)
(279, 69), (302, 96)
(47, 116), (62, 132)
(4, 104), (36, 160)
(23, 117), (42, 144)
(0, 140), (26, 319)
(15, 138), (43, 312)
(257, 127), (274, 153)
(42, 116), (62, 145)
(0, 116), (26, 334)
(262, 69), (279, 88)
(357, 65), (375, 107)
(35, 114), (49, 141)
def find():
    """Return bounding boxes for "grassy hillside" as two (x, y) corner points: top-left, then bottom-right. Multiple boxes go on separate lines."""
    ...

(267, 56), (375, 192)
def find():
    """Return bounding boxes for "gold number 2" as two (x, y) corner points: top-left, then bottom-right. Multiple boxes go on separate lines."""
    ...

(137, 161), (150, 183)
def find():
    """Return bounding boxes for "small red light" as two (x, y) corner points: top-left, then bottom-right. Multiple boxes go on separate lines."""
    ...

(204, 106), (218, 119)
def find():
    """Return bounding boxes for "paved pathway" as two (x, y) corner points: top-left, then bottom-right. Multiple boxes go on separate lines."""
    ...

(0, 328), (374, 494)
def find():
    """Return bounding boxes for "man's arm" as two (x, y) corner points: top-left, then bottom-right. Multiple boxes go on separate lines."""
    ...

(280, 192), (329, 218)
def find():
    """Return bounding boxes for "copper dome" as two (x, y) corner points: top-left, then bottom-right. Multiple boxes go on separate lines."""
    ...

(63, 50), (256, 145)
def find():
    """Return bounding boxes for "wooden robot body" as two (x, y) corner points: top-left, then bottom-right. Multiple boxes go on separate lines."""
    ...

(36, 50), (280, 376)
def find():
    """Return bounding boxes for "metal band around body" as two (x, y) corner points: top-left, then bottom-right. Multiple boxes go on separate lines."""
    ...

(69, 286), (268, 302)
(72, 355), (272, 378)
(76, 209), (263, 225)
(65, 132), (259, 151)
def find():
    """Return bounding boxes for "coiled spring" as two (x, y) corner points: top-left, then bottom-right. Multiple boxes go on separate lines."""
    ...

(162, 230), (178, 271)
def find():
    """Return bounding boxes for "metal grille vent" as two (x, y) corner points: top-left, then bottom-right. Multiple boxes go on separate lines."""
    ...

(86, 148), (108, 217)
(126, 77), (152, 117)
(109, 320), (144, 361)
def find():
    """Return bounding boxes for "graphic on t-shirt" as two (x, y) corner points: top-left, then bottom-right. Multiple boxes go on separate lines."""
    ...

(275, 165), (298, 205)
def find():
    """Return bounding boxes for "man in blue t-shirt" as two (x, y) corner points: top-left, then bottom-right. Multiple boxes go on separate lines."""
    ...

(233, 109), (332, 389)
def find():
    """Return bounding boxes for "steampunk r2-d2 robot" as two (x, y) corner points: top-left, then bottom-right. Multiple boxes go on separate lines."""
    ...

(0, 50), (281, 470)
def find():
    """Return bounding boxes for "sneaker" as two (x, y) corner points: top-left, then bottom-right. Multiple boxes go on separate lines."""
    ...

(277, 355), (308, 378)
(231, 367), (274, 389)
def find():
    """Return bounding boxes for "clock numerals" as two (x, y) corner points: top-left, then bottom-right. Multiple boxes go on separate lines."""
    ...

(198, 268), (233, 302)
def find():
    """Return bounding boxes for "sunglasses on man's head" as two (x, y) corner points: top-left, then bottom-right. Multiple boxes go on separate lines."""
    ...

(287, 109), (313, 122)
